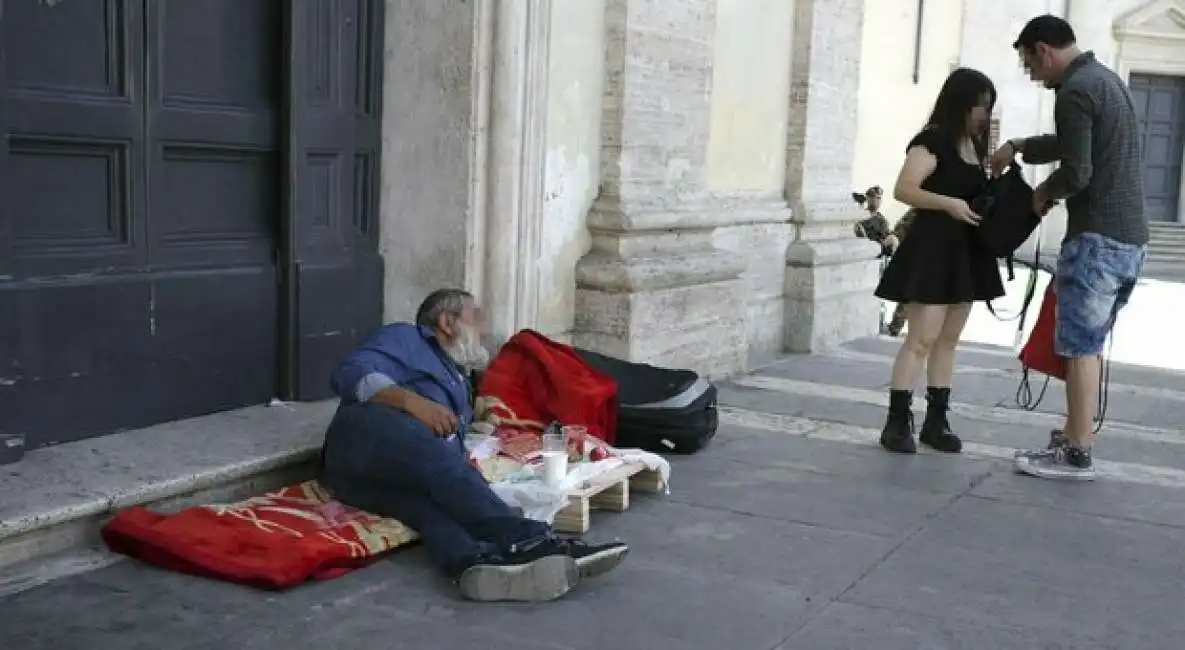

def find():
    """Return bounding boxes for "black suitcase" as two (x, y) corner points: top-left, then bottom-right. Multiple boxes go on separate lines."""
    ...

(574, 348), (718, 454)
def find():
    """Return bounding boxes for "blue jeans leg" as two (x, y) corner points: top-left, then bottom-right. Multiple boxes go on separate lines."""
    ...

(1054, 232), (1146, 358)
(319, 402), (551, 572)
(321, 473), (490, 574)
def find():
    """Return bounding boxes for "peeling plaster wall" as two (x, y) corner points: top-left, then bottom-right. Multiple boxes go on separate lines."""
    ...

(536, 0), (606, 340)
(378, 0), (476, 322)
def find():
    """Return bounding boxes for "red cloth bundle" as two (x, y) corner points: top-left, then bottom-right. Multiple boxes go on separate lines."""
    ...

(478, 330), (619, 444)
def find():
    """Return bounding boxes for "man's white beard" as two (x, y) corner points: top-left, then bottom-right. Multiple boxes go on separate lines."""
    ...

(444, 324), (491, 370)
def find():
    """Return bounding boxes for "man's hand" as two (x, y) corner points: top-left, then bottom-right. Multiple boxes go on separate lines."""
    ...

(989, 140), (1018, 178)
(405, 394), (459, 436)
(1032, 186), (1057, 217)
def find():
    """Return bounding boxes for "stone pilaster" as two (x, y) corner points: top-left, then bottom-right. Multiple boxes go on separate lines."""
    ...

(572, 0), (749, 378)
(783, 0), (882, 352)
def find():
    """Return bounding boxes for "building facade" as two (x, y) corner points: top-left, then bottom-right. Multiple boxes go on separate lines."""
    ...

(386, 0), (881, 376)
(1, 0), (884, 450)
(854, 0), (1185, 257)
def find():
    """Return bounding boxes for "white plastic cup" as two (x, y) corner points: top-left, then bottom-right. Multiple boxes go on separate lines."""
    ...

(539, 450), (569, 488)
(541, 432), (565, 453)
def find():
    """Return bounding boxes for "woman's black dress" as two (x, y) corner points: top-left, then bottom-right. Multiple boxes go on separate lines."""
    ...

(875, 128), (1005, 305)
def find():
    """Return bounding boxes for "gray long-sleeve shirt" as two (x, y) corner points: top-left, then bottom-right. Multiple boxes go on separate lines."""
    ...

(1020, 51), (1149, 246)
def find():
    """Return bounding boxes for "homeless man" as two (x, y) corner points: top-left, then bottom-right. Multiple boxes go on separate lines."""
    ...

(319, 288), (628, 602)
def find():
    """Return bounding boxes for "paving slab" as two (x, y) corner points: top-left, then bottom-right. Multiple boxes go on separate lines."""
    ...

(839, 498), (1185, 646)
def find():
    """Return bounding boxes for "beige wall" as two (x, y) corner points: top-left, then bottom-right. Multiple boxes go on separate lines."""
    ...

(705, 0), (797, 363)
(535, 0), (606, 339)
(852, 0), (964, 220)
(705, 0), (794, 193)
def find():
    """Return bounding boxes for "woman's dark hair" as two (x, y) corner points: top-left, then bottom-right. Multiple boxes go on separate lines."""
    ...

(923, 67), (997, 163)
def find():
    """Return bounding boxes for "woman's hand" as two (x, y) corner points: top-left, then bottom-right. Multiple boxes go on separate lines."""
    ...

(943, 198), (981, 226)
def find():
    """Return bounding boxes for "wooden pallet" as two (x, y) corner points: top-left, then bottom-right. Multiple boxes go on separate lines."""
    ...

(553, 462), (665, 534)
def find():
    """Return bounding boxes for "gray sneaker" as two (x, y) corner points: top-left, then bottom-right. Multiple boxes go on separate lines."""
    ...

(1013, 429), (1068, 459)
(1014, 445), (1095, 481)
(457, 551), (579, 602)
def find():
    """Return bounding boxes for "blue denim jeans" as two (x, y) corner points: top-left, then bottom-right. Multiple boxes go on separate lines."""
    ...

(319, 402), (551, 575)
(1055, 232), (1146, 358)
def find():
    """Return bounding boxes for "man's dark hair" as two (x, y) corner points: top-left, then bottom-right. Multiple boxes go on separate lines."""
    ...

(415, 288), (472, 327)
(1013, 15), (1076, 52)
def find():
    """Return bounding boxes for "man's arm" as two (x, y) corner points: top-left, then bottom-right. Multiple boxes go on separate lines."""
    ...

(330, 348), (406, 403)
(1037, 88), (1094, 201)
(1017, 134), (1061, 165)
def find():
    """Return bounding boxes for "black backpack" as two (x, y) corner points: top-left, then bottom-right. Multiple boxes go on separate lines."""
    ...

(971, 165), (1042, 280)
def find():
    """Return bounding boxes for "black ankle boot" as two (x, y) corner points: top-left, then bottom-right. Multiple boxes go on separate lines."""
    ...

(880, 390), (917, 454)
(919, 386), (962, 453)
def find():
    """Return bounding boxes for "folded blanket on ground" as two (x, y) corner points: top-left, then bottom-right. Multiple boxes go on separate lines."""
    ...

(101, 480), (418, 590)
(477, 329), (619, 444)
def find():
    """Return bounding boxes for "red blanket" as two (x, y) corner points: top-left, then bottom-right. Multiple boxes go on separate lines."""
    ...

(101, 480), (418, 590)
(477, 329), (619, 444)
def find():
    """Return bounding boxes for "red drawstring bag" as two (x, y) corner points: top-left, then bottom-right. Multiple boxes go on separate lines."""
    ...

(1018, 282), (1066, 381)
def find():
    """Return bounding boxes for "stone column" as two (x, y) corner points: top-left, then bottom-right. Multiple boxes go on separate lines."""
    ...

(783, 0), (882, 352)
(571, 0), (749, 377)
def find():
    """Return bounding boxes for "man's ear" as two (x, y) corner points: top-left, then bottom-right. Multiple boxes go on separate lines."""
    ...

(436, 312), (456, 338)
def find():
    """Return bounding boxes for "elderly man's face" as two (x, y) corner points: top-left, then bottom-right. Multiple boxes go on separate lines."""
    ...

(439, 299), (491, 368)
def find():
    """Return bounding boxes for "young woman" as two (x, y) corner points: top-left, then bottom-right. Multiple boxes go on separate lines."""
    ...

(873, 68), (1004, 455)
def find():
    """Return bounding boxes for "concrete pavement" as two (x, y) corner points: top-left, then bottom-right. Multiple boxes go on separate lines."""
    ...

(5, 335), (1185, 649)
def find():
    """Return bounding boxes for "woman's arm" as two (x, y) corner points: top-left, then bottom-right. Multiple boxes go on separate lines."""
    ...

(892, 146), (956, 212)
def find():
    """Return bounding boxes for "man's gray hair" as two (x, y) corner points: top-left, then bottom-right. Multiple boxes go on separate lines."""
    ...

(415, 288), (473, 327)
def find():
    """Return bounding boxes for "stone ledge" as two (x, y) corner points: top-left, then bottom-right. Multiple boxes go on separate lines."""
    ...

(588, 195), (792, 233)
(576, 248), (746, 293)
(0, 400), (336, 569)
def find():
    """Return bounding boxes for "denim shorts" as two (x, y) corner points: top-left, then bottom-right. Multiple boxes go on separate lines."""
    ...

(1054, 232), (1146, 358)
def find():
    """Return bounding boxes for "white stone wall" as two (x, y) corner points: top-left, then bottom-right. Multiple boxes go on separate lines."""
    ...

(372, 0), (909, 368)
(707, 0), (797, 364)
(378, 0), (477, 322)
(536, 1), (606, 341)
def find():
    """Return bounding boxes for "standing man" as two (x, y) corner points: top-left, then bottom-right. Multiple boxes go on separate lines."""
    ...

(853, 186), (909, 336)
(990, 15), (1148, 481)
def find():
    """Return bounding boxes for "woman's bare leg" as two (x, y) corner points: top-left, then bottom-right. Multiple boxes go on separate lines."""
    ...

(889, 305), (950, 389)
(926, 302), (973, 387)
(917, 303), (973, 453)
(883, 305), (951, 453)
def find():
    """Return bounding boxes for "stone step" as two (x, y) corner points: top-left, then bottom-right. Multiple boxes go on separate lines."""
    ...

(1146, 247), (1185, 261)
(1151, 229), (1185, 241)
(0, 399), (334, 581)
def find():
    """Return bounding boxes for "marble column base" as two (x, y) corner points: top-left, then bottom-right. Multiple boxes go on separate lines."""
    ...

(572, 203), (751, 378)
(783, 236), (882, 353)
(712, 214), (795, 366)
